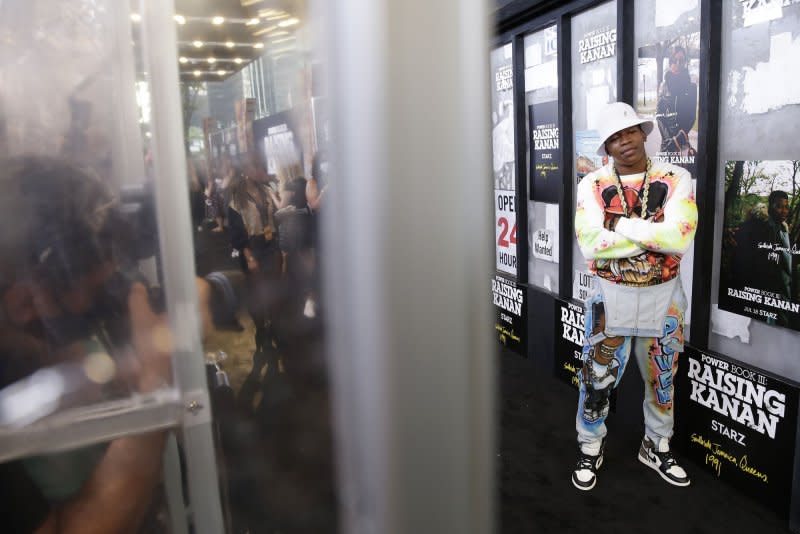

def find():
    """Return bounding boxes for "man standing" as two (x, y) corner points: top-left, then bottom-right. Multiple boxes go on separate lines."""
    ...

(572, 102), (698, 490)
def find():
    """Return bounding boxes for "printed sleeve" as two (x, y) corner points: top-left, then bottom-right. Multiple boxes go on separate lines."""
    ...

(614, 168), (698, 255)
(574, 174), (645, 260)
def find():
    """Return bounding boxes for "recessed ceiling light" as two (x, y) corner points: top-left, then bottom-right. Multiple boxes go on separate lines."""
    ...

(265, 13), (289, 21)
(253, 25), (278, 36)
(130, 13), (141, 22)
(278, 18), (299, 28)
(217, 70), (226, 76)
(253, 43), (264, 49)
(226, 41), (235, 48)
(193, 40), (204, 47)
(194, 70), (202, 77)
(270, 30), (289, 37)
(179, 56), (188, 64)
(246, 18), (260, 26)
(212, 16), (225, 25)
(234, 58), (243, 64)
(207, 57), (216, 64)
(271, 36), (294, 44)
(174, 15), (186, 25)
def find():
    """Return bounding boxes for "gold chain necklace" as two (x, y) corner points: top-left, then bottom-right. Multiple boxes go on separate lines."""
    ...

(613, 158), (652, 219)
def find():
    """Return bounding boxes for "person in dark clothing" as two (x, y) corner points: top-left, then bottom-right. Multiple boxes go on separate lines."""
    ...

(731, 190), (795, 326)
(226, 169), (282, 381)
(276, 177), (316, 320)
(656, 46), (697, 155)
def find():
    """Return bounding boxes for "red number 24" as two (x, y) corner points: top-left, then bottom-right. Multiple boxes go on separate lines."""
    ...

(497, 217), (517, 247)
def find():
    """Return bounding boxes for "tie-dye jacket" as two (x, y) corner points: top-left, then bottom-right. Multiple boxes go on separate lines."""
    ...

(575, 161), (697, 286)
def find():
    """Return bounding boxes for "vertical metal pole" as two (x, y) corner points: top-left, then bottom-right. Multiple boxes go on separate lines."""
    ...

(139, 1), (224, 533)
(324, 0), (495, 532)
(557, 15), (573, 300)
(162, 434), (190, 534)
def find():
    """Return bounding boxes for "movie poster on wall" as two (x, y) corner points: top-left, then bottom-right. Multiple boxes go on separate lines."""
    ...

(554, 298), (585, 389)
(718, 160), (800, 331)
(528, 101), (561, 203)
(675, 346), (799, 518)
(570, 0), (617, 303)
(493, 275), (525, 354)
(636, 31), (701, 178)
(254, 111), (303, 177)
(575, 130), (607, 182)
(495, 189), (518, 276)
(491, 44), (515, 192)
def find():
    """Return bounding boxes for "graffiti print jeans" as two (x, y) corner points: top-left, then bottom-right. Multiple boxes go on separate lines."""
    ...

(576, 279), (687, 452)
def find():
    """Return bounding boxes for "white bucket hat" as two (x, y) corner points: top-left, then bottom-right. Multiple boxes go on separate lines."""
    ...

(595, 102), (654, 156)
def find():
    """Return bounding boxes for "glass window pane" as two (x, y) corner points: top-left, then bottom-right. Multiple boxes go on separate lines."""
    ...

(633, 0), (701, 337)
(570, 0), (618, 301)
(491, 43), (518, 278)
(710, 0), (800, 382)
(524, 26), (560, 292)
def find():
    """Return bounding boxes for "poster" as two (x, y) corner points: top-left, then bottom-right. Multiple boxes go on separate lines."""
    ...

(575, 130), (606, 181)
(235, 98), (255, 154)
(570, 1), (617, 303)
(636, 31), (701, 177)
(495, 189), (518, 276)
(572, 269), (595, 302)
(675, 346), (799, 518)
(253, 111), (302, 177)
(491, 44), (515, 191)
(528, 101), (561, 203)
(262, 123), (299, 175)
(532, 228), (556, 262)
(718, 160), (800, 331)
(554, 298), (585, 389)
(493, 275), (525, 354)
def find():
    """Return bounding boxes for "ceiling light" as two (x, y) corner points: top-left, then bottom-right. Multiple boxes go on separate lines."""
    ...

(217, 70), (226, 76)
(270, 30), (289, 37)
(246, 18), (260, 26)
(226, 41), (235, 48)
(179, 56), (188, 64)
(193, 40), (204, 47)
(234, 58), (243, 64)
(212, 16), (225, 25)
(265, 13), (289, 21)
(174, 15), (186, 25)
(207, 57), (216, 64)
(253, 42), (264, 49)
(278, 18), (299, 28)
(130, 13), (141, 22)
(194, 70), (202, 77)
(253, 25), (278, 36)
(271, 36), (294, 44)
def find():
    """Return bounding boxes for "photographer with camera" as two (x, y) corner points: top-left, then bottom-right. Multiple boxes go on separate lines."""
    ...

(0, 156), (240, 533)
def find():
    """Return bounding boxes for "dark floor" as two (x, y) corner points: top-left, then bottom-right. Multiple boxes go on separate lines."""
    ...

(499, 346), (791, 534)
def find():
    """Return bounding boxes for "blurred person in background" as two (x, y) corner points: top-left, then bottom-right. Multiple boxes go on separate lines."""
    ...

(0, 156), (242, 533)
(227, 168), (282, 383)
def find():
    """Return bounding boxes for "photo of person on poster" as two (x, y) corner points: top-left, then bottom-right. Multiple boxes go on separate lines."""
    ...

(636, 32), (700, 177)
(657, 45), (696, 157)
(720, 160), (800, 330)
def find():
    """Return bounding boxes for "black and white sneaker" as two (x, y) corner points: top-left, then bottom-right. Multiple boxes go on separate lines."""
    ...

(638, 436), (690, 487)
(571, 441), (604, 491)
